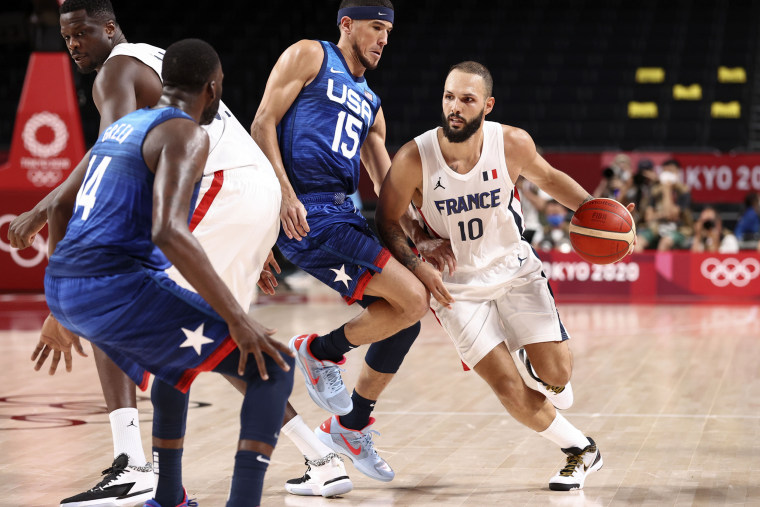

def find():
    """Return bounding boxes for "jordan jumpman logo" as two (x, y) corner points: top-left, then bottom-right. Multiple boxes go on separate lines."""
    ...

(517, 255), (527, 266)
(434, 177), (445, 190)
(127, 419), (137, 428)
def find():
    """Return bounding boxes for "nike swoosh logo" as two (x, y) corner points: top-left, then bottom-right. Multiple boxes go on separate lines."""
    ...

(340, 434), (362, 455)
(378, 12), (388, 16)
(256, 455), (271, 464)
(330, 67), (344, 74)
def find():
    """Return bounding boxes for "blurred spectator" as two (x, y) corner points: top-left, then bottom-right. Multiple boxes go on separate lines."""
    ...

(733, 192), (760, 243)
(621, 158), (657, 225)
(538, 200), (572, 253)
(517, 175), (550, 246)
(635, 158), (694, 251)
(593, 153), (632, 200)
(690, 206), (739, 253)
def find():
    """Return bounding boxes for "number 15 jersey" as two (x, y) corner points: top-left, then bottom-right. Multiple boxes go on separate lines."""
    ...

(277, 41), (381, 196)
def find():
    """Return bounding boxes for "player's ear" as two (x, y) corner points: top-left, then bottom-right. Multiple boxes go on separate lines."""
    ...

(339, 16), (353, 36)
(104, 20), (116, 38)
(485, 96), (495, 116)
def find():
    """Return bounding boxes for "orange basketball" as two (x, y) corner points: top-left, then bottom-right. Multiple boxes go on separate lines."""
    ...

(568, 198), (635, 264)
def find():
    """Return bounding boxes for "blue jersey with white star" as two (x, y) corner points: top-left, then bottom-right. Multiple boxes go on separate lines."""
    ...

(277, 40), (381, 196)
(47, 107), (200, 277)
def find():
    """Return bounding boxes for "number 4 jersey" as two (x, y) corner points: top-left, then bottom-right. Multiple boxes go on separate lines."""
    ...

(47, 107), (199, 277)
(277, 41), (381, 196)
(415, 121), (541, 300)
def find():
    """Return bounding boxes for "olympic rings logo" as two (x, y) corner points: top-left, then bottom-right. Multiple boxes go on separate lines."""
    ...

(0, 214), (47, 268)
(22, 112), (69, 159)
(700, 257), (760, 288)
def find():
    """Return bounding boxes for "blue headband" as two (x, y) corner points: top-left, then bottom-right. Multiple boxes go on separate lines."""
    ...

(337, 6), (394, 25)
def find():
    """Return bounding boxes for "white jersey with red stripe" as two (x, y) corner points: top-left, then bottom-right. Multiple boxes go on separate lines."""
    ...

(415, 121), (536, 300)
(105, 43), (273, 178)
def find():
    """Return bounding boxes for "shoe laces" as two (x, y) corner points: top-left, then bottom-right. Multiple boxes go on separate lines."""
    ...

(93, 460), (128, 489)
(558, 445), (596, 477)
(558, 454), (584, 477)
(319, 364), (346, 395)
(541, 382), (565, 395)
(350, 428), (381, 457)
(308, 452), (344, 467)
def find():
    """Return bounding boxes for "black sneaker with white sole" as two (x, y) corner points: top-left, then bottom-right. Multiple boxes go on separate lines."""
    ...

(60, 453), (153, 507)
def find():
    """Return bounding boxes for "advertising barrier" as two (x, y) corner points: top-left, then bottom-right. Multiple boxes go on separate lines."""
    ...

(542, 250), (760, 304)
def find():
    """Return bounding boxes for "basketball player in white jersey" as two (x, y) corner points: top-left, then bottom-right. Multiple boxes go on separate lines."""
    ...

(8, 0), (351, 504)
(376, 61), (634, 491)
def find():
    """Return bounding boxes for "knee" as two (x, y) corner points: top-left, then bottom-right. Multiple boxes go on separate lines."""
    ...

(492, 376), (535, 411)
(534, 361), (572, 387)
(402, 283), (430, 323)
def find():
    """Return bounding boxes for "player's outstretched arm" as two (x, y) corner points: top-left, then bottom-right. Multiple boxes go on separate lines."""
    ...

(251, 40), (323, 241)
(376, 141), (454, 308)
(504, 125), (591, 212)
(148, 121), (292, 378)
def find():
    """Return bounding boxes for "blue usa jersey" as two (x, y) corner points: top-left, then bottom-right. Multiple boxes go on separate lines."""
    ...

(47, 107), (199, 277)
(277, 41), (381, 196)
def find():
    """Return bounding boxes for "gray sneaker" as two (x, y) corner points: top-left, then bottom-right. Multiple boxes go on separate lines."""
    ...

(517, 348), (574, 410)
(315, 415), (394, 482)
(289, 334), (353, 415)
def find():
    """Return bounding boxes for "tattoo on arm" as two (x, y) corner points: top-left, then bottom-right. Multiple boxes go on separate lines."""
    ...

(377, 220), (421, 272)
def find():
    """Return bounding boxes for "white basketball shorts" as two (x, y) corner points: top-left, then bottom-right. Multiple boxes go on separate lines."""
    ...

(430, 268), (570, 369)
(165, 167), (281, 311)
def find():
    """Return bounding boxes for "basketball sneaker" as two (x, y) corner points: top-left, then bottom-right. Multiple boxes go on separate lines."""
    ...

(285, 452), (353, 497)
(518, 348), (574, 410)
(549, 437), (603, 491)
(142, 489), (197, 507)
(315, 415), (394, 482)
(289, 334), (352, 415)
(60, 453), (153, 507)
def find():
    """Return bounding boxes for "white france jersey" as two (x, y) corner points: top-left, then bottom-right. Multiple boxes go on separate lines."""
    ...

(416, 121), (536, 299)
(105, 43), (273, 177)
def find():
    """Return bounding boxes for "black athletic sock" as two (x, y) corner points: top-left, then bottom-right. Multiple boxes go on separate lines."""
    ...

(309, 325), (356, 362)
(338, 390), (376, 430)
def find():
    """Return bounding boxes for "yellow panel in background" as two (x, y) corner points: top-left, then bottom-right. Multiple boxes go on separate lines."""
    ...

(718, 66), (747, 83)
(635, 67), (665, 83)
(711, 101), (741, 118)
(628, 101), (658, 118)
(673, 84), (702, 100)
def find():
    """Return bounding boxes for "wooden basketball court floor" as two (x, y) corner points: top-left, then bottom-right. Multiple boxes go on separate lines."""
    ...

(1, 288), (759, 506)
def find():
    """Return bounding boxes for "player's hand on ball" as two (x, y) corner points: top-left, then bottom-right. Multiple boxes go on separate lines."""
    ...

(8, 209), (47, 249)
(281, 193), (310, 241)
(416, 237), (457, 274)
(257, 250), (281, 295)
(31, 314), (87, 374)
(229, 317), (293, 379)
(414, 262), (455, 309)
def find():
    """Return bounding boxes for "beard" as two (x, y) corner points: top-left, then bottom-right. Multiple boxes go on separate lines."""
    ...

(199, 95), (221, 126)
(440, 108), (484, 143)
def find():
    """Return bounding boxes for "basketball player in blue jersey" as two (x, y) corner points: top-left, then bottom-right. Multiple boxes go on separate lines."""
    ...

(376, 62), (634, 491)
(10, 0), (353, 503)
(251, 0), (431, 489)
(44, 38), (295, 507)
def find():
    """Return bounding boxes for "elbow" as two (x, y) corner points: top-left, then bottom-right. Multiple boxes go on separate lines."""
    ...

(151, 221), (177, 250)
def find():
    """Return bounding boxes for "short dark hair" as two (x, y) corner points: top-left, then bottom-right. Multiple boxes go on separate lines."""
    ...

(662, 158), (681, 168)
(448, 61), (494, 97)
(339, 0), (394, 9)
(60, 0), (117, 25)
(162, 39), (220, 93)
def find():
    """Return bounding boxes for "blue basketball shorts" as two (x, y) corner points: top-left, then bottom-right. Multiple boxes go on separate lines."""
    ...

(44, 269), (235, 393)
(276, 193), (390, 304)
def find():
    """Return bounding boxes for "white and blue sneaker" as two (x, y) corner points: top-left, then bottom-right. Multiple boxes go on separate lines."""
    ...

(315, 416), (394, 482)
(549, 437), (603, 491)
(289, 334), (352, 415)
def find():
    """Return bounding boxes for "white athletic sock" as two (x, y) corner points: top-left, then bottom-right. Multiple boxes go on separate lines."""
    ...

(109, 408), (148, 467)
(537, 412), (590, 450)
(282, 415), (334, 461)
